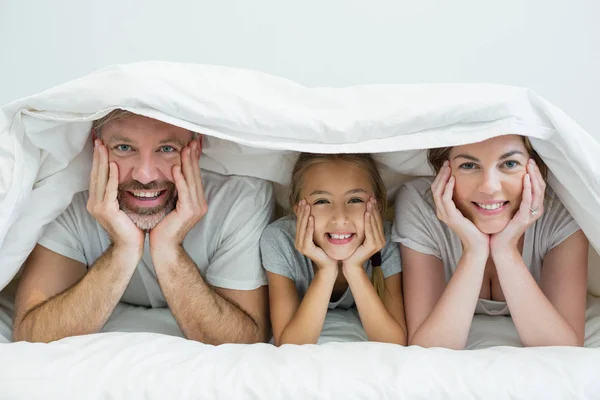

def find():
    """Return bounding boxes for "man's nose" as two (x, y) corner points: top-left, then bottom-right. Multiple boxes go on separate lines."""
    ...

(131, 154), (161, 184)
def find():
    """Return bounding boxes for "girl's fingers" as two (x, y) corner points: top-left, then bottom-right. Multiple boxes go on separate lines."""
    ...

(306, 215), (315, 248)
(431, 162), (450, 199)
(296, 201), (309, 249)
(370, 200), (385, 245)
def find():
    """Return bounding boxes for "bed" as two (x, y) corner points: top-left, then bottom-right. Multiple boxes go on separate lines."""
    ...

(1, 62), (599, 399)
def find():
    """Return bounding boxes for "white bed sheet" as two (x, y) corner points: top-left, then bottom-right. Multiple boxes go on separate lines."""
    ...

(1, 287), (600, 399)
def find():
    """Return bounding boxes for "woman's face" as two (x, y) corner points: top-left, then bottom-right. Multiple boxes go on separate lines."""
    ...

(300, 160), (375, 261)
(448, 135), (531, 234)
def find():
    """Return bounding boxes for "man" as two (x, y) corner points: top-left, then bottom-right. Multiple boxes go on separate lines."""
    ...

(12, 110), (274, 344)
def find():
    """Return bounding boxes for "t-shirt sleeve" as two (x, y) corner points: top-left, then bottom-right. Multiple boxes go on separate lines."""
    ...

(541, 195), (581, 252)
(37, 203), (87, 265)
(380, 221), (402, 278)
(259, 220), (297, 281)
(204, 180), (275, 290)
(391, 181), (442, 259)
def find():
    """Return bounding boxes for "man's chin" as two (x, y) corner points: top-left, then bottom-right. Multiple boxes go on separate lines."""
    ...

(124, 209), (172, 231)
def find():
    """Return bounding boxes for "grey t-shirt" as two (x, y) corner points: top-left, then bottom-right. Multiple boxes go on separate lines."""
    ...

(38, 170), (274, 308)
(260, 215), (402, 310)
(392, 177), (581, 316)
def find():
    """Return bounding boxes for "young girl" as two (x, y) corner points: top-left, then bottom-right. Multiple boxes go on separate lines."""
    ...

(260, 153), (406, 346)
(394, 134), (588, 349)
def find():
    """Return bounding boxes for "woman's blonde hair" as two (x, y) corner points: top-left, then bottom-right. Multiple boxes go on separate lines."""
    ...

(427, 136), (548, 181)
(289, 153), (388, 299)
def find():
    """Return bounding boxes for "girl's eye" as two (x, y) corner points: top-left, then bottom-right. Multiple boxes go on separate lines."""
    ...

(503, 160), (519, 169)
(160, 145), (176, 153)
(115, 144), (131, 152)
(459, 162), (477, 170)
(314, 199), (329, 205)
(348, 198), (364, 204)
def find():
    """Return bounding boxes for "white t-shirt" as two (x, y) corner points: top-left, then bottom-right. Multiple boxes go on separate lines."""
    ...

(38, 170), (274, 308)
(392, 177), (581, 316)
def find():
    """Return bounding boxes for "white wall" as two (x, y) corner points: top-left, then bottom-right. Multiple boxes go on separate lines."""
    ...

(1, 0), (599, 136)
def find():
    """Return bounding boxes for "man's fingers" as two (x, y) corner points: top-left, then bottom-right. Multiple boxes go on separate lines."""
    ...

(105, 162), (119, 203)
(89, 141), (99, 202)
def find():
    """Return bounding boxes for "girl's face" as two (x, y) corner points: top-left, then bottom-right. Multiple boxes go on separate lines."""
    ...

(300, 160), (376, 261)
(449, 135), (531, 234)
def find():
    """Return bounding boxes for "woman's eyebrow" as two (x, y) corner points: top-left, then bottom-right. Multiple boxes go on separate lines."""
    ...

(452, 154), (479, 162)
(498, 150), (526, 160)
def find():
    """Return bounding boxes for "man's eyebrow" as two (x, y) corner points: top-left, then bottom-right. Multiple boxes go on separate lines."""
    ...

(452, 154), (480, 162)
(158, 136), (187, 148)
(498, 150), (526, 159)
(105, 135), (135, 144)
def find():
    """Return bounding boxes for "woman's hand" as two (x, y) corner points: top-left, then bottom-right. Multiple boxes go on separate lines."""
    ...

(491, 159), (545, 255)
(432, 161), (490, 257)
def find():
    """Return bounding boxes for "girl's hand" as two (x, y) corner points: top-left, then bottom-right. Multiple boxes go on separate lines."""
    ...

(294, 200), (338, 275)
(491, 159), (545, 254)
(342, 198), (386, 273)
(432, 161), (490, 256)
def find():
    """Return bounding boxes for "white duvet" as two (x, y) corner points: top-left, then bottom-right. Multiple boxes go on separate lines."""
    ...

(1, 61), (600, 399)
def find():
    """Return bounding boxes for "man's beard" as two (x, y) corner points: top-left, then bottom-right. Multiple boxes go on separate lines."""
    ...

(117, 180), (177, 231)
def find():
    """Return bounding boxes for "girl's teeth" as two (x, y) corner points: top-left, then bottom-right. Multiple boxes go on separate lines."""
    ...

(477, 202), (504, 210)
(330, 233), (352, 239)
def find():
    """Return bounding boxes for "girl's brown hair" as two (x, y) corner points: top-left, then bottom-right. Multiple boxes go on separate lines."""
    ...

(427, 136), (548, 180)
(289, 153), (388, 299)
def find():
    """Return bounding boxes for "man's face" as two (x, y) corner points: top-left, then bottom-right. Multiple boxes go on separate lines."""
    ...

(98, 115), (196, 231)
(449, 135), (530, 234)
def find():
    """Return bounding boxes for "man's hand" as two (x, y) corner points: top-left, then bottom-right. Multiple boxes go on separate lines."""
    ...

(87, 140), (145, 259)
(149, 139), (208, 253)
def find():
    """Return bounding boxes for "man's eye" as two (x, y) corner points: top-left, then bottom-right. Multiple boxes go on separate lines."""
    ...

(348, 198), (364, 204)
(160, 145), (176, 153)
(459, 162), (477, 170)
(503, 160), (519, 169)
(314, 199), (329, 205)
(115, 145), (131, 152)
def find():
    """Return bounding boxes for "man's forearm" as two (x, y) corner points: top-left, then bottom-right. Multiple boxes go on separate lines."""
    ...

(14, 246), (138, 342)
(154, 247), (262, 344)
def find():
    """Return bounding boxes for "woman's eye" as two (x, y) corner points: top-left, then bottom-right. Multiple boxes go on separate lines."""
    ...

(503, 160), (519, 169)
(314, 199), (329, 205)
(160, 145), (176, 153)
(459, 162), (476, 170)
(115, 144), (131, 152)
(348, 198), (364, 204)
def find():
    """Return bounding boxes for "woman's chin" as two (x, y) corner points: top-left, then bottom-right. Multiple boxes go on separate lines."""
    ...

(473, 219), (510, 235)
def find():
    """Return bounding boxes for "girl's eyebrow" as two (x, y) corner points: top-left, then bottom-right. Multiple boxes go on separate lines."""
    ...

(308, 188), (367, 196)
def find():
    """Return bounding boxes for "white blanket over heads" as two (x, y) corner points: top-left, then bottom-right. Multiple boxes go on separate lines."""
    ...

(1, 61), (599, 293)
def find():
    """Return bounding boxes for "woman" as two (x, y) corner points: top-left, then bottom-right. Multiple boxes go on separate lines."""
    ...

(393, 134), (588, 349)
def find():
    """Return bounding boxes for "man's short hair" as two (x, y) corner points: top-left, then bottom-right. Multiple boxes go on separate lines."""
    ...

(92, 109), (200, 139)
